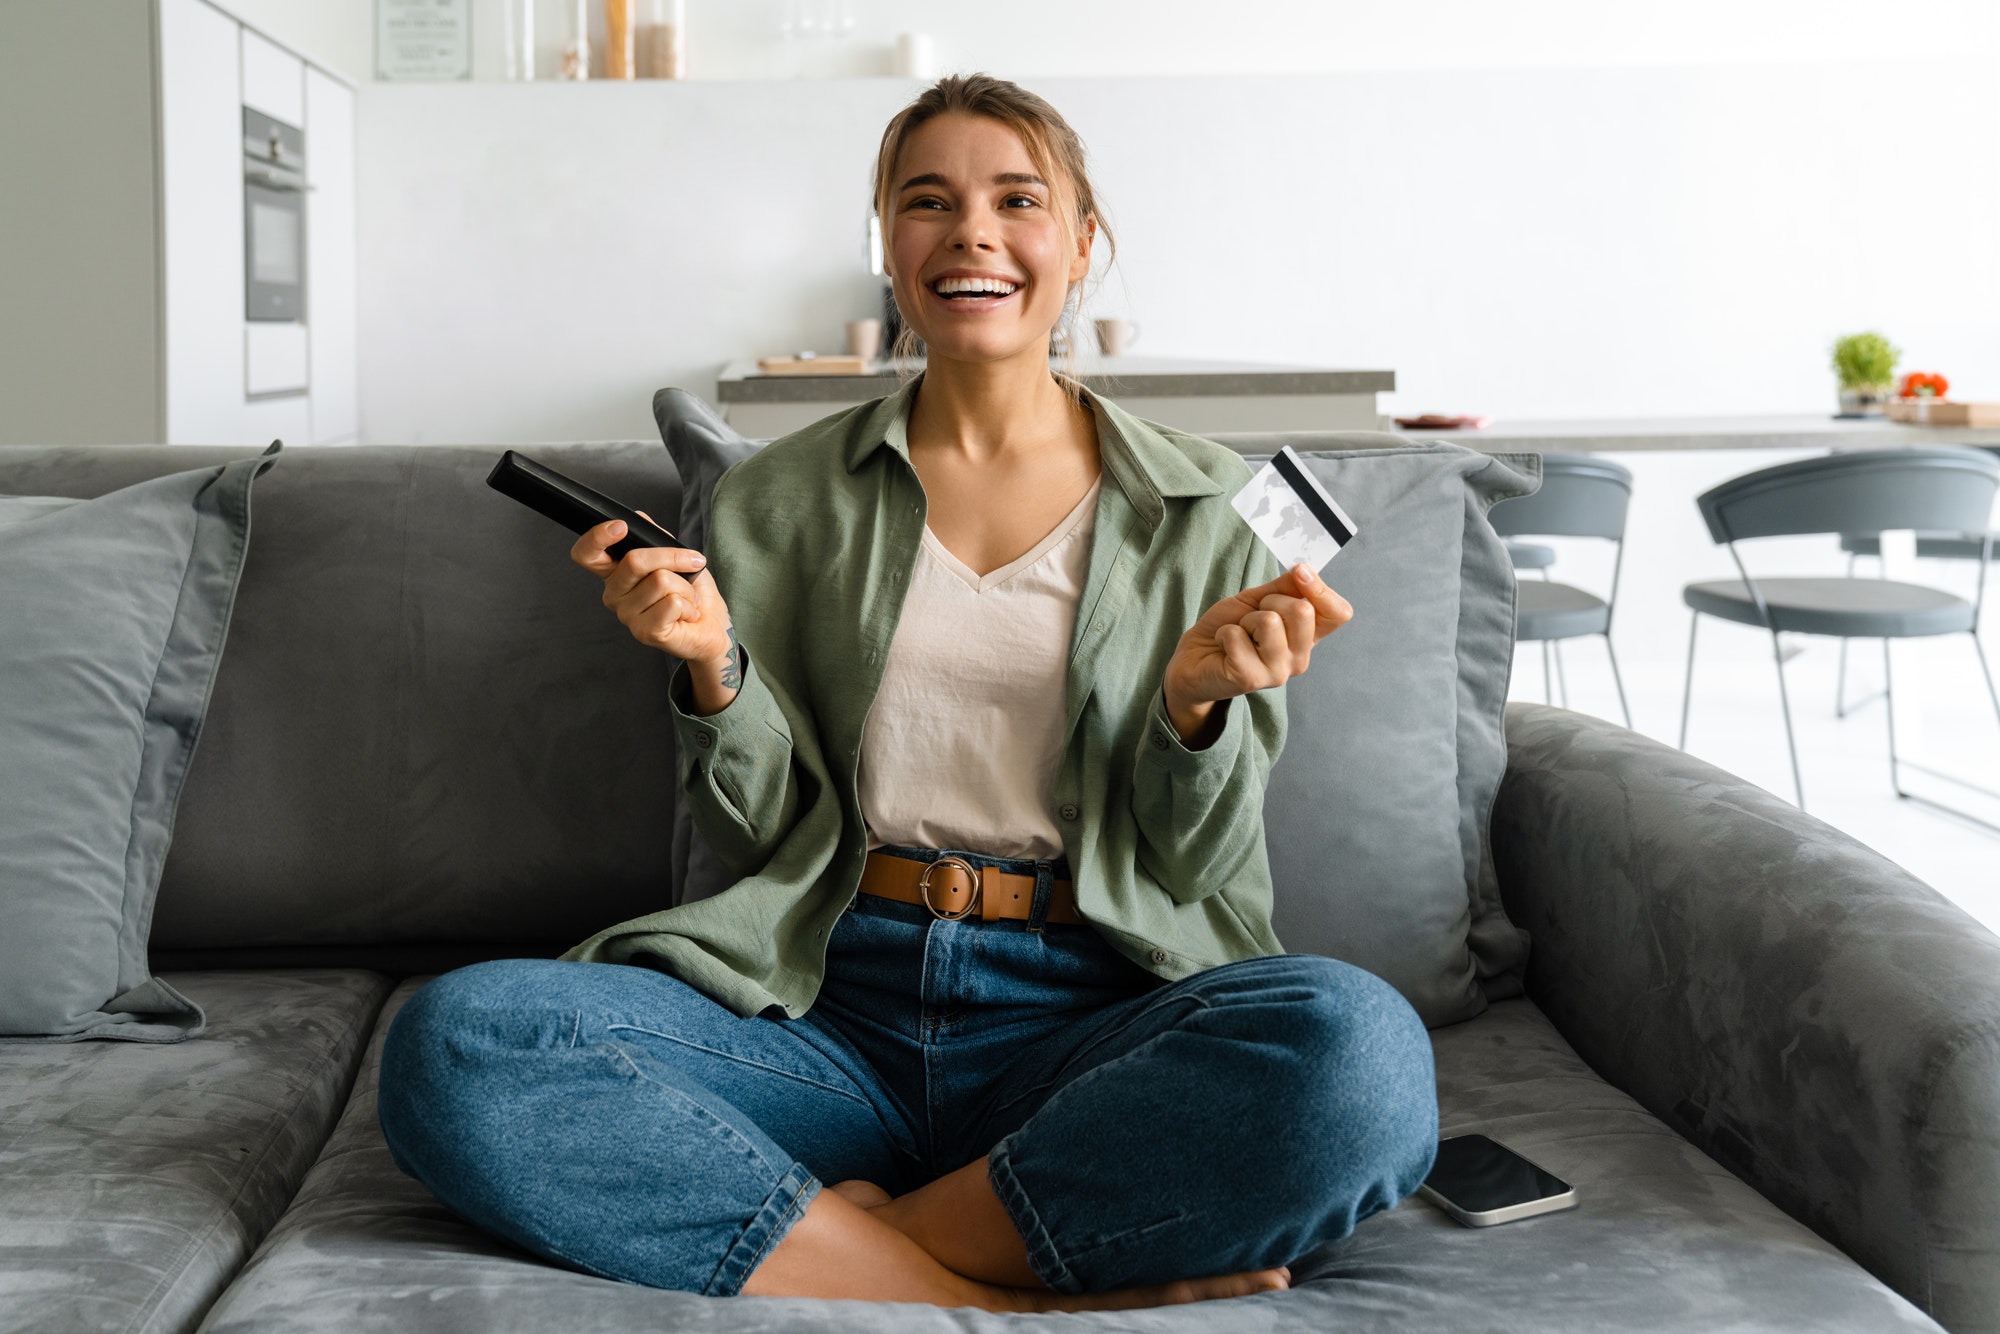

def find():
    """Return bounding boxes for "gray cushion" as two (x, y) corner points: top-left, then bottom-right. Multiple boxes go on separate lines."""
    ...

(1684, 576), (1975, 637)
(0, 969), (390, 1334)
(1515, 579), (1611, 640)
(653, 390), (764, 908)
(200, 985), (1933, 1332)
(0, 444), (687, 964)
(1244, 443), (1538, 1026)
(0, 448), (277, 1041)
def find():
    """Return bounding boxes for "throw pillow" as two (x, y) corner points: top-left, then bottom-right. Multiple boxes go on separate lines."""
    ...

(1229, 436), (1539, 1026)
(0, 444), (280, 1042)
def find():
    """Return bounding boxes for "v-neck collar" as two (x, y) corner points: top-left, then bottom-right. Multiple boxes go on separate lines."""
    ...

(920, 476), (1102, 594)
(840, 373), (1223, 532)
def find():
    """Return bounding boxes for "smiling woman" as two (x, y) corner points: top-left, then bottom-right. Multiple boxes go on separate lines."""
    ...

(871, 76), (1117, 391)
(378, 72), (1434, 1317)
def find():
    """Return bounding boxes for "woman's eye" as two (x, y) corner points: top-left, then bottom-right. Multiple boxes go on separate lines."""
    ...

(1005, 194), (1039, 208)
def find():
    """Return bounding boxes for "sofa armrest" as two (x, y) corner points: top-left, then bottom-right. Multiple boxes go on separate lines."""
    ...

(1493, 703), (2000, 1334)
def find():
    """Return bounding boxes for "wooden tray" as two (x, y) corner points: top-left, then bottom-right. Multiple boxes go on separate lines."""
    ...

(1885, 399), (2000, 427)
(756, 355), (869, 376)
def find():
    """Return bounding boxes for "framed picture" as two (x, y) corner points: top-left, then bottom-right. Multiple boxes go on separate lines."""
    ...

(377, 0), (472, 81)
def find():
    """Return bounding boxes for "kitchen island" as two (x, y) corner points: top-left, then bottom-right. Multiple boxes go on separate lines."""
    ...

(715, 356), (1394, 437)
(1390, 414), (2000, 454)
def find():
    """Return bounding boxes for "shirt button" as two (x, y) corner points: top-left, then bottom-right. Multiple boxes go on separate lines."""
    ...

(695, 731), (713, 749)
(1059, 803), (1079, 821)
(1151, 731), (1170, 751)
(1150, 948), (1169, 965)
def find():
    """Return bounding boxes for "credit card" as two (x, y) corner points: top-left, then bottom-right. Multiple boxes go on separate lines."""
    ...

(1230, 446), (1359, 575)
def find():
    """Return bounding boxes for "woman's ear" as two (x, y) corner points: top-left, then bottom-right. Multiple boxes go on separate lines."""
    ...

(1068, 215), (1097, 283)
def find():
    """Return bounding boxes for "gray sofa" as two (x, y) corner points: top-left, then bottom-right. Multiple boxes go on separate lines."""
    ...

(4, 439), (1999, 1334)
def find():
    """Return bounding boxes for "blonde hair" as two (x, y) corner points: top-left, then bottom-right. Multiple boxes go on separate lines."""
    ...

(870, 74), (1116, 399)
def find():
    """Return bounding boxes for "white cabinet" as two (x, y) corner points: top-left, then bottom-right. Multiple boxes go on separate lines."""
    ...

(159, 0), (247, 444)
(240, 28), (305, 127)
(306, 68), (358, 444)
(0, 0), (357, 446)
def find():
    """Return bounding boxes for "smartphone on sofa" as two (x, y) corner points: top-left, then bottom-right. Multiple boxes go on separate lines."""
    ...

(1418, 1133), (1578, 1227)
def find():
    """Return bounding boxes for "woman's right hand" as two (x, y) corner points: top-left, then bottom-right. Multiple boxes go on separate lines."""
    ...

(570, 516), (735, 670)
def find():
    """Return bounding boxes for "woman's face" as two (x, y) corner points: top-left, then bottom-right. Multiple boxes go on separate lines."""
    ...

(886, 113), (1094, 367)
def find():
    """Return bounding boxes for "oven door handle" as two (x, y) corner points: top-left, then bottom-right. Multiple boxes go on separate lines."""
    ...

(245, 168), (310, 192)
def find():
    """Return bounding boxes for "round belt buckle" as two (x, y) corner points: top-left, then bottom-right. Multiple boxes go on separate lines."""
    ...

(918, 855), (981, 921)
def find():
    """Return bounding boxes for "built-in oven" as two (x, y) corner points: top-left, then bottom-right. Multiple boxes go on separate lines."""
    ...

(243, 108), (305, 322)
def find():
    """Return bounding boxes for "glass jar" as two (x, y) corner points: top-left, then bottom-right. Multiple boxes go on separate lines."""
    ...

(603, 0), (635, 79)
(502, 0), (535, 80)
(559, 0), (589, 79)
(639, 0), (685, 78)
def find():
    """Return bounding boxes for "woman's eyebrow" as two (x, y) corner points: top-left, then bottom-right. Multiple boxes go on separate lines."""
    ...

(898, 171), (1048, 192)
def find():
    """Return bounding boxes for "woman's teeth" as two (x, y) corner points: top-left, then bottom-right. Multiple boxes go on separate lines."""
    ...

(931, 276), (1019, 300)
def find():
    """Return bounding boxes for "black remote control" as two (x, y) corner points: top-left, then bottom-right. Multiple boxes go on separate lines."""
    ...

(486, 451), (692, 560)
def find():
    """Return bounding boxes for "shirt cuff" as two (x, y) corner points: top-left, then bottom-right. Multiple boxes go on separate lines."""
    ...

(667, 645), (788, 758)
(1139, 686), (1241, 776)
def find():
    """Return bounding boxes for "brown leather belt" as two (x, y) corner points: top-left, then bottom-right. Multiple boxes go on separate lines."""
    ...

(860, 850), (1085, 926)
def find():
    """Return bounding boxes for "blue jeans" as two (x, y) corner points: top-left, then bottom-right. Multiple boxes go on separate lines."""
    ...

(377, 846), (1438, 1297)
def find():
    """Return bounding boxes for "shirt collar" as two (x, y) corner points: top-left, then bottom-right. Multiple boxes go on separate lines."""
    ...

(841, 373), (1223, 528)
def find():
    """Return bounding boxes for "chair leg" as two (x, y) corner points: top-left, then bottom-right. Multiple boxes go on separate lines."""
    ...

(1603, 633), (1633, 729)
(1883, 639), (1905, 799)
(1768, 629), (1807, 809)
(1553, 640), (1570, 708)
(1541, 640), (1554, 707)
(1976, 632), (2000, 729)
(1835, 637), (1886, 718)
(1836, 553), (1890, 719)
(1878, 635), (2000, 835)
(1678, 614), (1700, 750)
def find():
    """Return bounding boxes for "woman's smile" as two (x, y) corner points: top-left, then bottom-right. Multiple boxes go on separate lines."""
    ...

(924, 268), (1026, 315)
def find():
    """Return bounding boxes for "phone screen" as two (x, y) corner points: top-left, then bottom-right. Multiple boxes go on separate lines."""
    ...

(1424, 1134), (1570, 1213)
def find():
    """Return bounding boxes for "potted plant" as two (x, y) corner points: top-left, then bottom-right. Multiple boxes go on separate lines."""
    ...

(1830, 331), (1900, 418)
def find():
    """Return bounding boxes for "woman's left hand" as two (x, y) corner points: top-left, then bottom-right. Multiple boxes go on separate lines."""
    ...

(1161, 563), (1354, 745)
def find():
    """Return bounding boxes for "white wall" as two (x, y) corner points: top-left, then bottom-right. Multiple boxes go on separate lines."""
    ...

(673, 0), (2000, 80)
(357, 58), (2000, 443)
(234, 0), (1998, 82)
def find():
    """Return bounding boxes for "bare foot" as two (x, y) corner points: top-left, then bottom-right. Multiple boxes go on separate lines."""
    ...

(742, 1181), (1289, 1311)
(1006, 1266), (1291, 1313)
(828, 1180), (893, 1210)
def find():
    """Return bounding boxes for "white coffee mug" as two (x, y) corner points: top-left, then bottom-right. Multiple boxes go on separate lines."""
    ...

(845, 318), (884, 363)
(1094, 318), (1140, 357)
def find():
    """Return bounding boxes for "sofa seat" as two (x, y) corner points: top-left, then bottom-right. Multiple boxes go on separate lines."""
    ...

(0, 970), (391, 1334)
(198, 981), (1938, 1333)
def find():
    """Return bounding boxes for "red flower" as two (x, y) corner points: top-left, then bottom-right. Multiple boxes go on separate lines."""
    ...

(1899, 371), (1949, 399)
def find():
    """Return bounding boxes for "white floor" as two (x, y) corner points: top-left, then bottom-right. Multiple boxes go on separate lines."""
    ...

(1509, 620), (2000, 936)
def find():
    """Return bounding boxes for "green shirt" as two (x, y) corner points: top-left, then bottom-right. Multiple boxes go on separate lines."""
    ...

(562, 377), (1287, 1017)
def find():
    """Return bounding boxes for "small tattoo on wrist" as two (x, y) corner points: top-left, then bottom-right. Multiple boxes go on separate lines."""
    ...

(719, 628), (743, 690)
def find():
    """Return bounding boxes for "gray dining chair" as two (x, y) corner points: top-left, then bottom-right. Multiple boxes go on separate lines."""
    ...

(1832, 444), (2000, 717)
(1490, 452), (1634, 727)
(1678, 446), (2000, 825)
(1507, 540), (1557, 571)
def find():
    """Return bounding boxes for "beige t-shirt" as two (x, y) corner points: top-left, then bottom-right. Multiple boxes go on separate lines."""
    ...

(857, 476), (1102, 861)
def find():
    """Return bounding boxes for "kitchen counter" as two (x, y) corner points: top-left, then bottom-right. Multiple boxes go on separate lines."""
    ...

(1392, 414), (2000, 453)
(714, 356), (1395, 437)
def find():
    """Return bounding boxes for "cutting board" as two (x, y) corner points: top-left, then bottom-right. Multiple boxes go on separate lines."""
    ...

(756, 355), (869, 376)
(1885, 399), (2000, 426)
